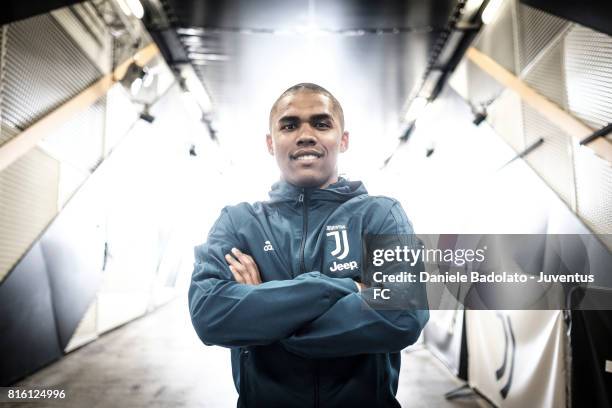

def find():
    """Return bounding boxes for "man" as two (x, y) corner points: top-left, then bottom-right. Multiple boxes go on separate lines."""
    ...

(189, 83), (428, 407)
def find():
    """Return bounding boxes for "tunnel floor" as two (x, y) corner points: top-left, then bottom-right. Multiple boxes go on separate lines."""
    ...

(9, 300), (487, 407)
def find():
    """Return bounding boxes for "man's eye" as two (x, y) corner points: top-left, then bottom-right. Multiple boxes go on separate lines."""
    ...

(281, 124), (297, 130)
(315, 122), (330, 129)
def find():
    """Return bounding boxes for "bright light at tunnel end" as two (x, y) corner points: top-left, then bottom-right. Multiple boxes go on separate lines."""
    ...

(404, 97), (429, 123)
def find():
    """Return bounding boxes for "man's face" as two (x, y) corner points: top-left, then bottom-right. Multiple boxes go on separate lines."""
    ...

(267, 90), (348, 189)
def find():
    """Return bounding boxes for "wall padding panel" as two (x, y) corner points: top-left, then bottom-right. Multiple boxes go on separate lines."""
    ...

(467, 0), (612, 236)
(475, 0), (517, 73)
(564, 24), (612, 130)
(521, 104), (576, 209)
(487, 89), (525, 152)
(574, 148), (612, 235)
(0, 243), (62, 385)
(0, 148), (59, 281)
(469, 0), (516, 106)
(516, 3), (570, 72)
(523, 38), (567, 109)
(38, 96), (106, 173)
(0, 13), (101, 139)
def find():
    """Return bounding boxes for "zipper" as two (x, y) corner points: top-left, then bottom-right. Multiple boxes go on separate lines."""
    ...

(298, 189), (308, 275)
(298, 191), (318, 407)
(314, 361), (320, 408)
(240, 348), (249, 406)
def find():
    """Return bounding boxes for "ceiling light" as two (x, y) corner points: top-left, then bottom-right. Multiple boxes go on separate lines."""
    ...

(115, 0), (131, 16)
(116, 0), (144, 19)
(177, 27), (206, 36)
(181, 36), (206, 45)
(188, 53), (229, 61)
(481, 0), (504, 24)
(184, 45), (216, 53)
(126, 0), (144, 18)
(294, 23), (326, 37)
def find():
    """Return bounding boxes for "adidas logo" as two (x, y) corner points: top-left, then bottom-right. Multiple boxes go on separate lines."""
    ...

(263, 240), (274, 251)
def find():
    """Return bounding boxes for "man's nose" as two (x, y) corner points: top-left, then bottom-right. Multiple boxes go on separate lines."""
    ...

(296, 125), (317, 146)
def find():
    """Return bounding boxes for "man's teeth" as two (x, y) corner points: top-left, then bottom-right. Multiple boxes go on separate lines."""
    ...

(296, 154), (318, 160)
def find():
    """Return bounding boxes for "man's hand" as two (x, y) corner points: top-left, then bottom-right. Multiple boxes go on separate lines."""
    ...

(225, 248), (262, 285)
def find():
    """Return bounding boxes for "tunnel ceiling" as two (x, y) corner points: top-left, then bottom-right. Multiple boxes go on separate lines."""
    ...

(155, 0), (462, 170)
(1, 0), (86, 25)
(164, 0), (458, 30)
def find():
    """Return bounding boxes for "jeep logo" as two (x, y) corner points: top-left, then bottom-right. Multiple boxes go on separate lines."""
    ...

(330, 260), (358, 272)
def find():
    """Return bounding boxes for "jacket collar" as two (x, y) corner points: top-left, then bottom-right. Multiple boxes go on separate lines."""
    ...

(268, 176), (368, 203)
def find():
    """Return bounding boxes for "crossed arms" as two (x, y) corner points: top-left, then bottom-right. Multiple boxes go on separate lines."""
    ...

(188, 204), (429, 358)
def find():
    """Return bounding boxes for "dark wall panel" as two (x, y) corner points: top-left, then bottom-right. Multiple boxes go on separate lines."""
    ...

(521, 0), (612, 36)
(570, 290), (612, 407)
(0, 172), (106, 383)
(40, 178), (105, 349)
(0, 243), (62, 385)
(1, 1), (85, 25)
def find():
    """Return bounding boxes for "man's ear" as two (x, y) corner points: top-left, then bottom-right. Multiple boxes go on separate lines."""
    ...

(266, 134), (274, 155)
(339, 131), (349, 153)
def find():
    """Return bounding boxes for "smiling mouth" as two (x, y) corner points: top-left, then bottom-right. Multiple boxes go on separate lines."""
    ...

(290, 151), (323, 162)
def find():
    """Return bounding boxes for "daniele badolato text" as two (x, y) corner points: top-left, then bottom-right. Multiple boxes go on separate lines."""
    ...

(362, 240), (594, 306)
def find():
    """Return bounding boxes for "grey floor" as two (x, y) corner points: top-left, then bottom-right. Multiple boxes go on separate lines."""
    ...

(9, 299), (488, 407)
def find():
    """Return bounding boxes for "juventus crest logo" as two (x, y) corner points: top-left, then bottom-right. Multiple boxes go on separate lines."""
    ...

(326, 228), (349, 260)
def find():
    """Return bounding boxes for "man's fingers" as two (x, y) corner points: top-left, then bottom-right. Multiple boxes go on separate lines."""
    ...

(225, 248), (263, 285)
(251, 262), (262, 284)
(226, 257), (245, 283)
(228, 265), (245, 283)
(231, 248), (254, 267)
(224, 253), (241, 269)
(225, 254), (250, 284)
(225, 252), (255, 285)
(231, 248), (261, 285)
(253, 272), (262, 285)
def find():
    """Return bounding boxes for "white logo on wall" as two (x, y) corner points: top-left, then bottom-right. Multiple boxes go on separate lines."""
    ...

(495, 313), (515, 399)
(326, 226), (349, 260)
(263, 240), (274, 251)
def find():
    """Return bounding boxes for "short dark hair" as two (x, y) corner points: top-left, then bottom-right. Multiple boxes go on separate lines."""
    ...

(269, 83), (344, 131)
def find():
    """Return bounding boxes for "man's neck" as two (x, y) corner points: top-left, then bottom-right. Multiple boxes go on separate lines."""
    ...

(286, 175), (339, 190)
(318, 175), (339, 189)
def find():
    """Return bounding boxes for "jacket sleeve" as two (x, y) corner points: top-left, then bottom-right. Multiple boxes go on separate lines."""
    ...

(188, 207), (359, 348)
(280, 201), (429, 358)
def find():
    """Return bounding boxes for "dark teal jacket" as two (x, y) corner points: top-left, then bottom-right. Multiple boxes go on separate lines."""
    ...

(189, 178), (429, 407)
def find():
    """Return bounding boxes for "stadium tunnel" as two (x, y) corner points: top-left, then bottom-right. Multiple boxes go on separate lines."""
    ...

(0, 0), (611, 407)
